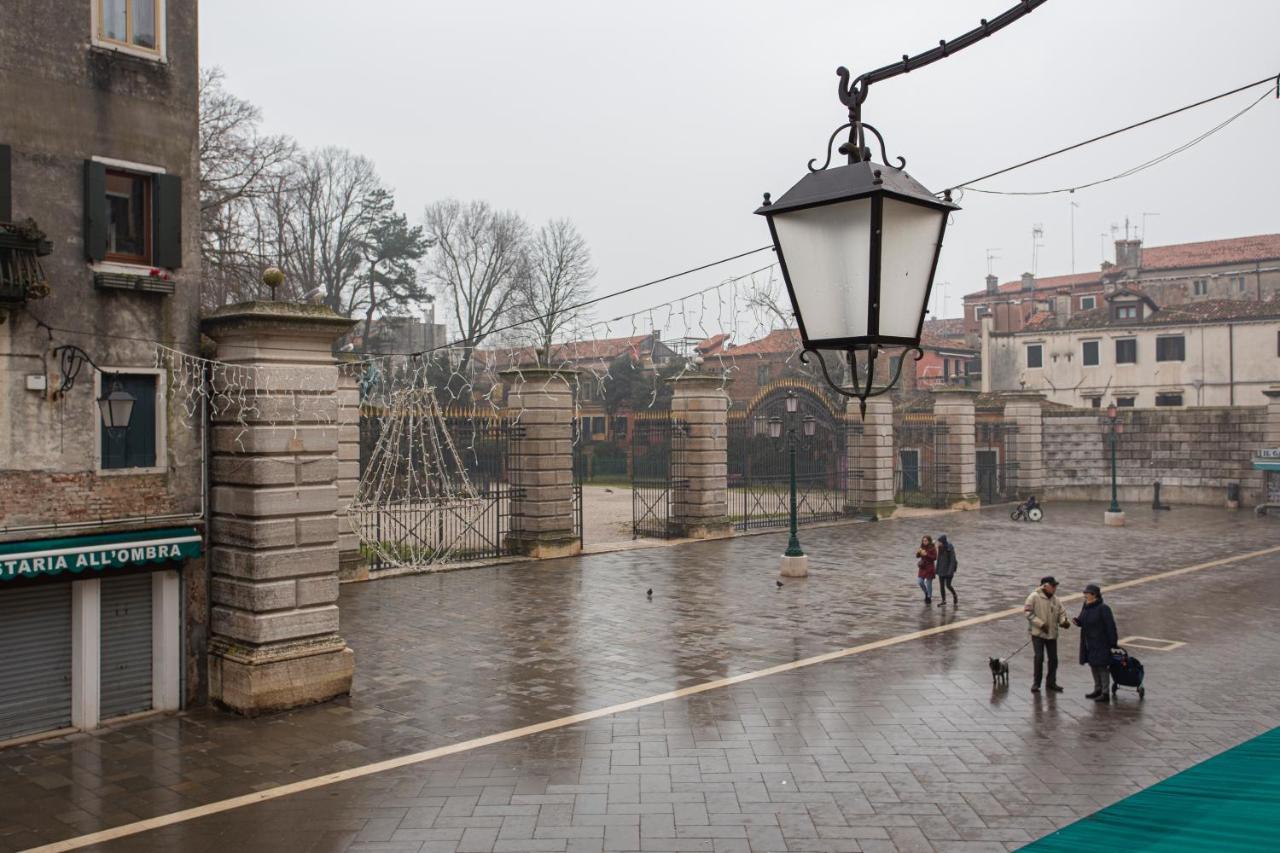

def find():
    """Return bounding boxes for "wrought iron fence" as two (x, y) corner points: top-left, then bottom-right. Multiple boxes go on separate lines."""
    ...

(975, 419), (1019, 504)
(894, 417), (948, 508)
(631, 413), (687, 539)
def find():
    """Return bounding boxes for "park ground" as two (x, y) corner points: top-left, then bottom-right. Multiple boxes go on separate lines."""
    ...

(1, 502), (1278, 852)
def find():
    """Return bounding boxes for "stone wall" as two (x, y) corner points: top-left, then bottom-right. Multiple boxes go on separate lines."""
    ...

(1043, 407), (1267, 506)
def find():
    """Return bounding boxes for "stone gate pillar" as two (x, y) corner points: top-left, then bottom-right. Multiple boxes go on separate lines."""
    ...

(202, 301), (356, 715)
(336, 358), (367, 581)
(1002, 391), (1045, 500)
(669, 373), (732, 539)
(846, 397), (896, 518)
(932, 386), (980, 509)
(503, 367), (581, 559)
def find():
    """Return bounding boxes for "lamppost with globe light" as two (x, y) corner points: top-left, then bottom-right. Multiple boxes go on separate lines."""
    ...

(1104, 403), (1126, 526)
(769, 391), (817, 577)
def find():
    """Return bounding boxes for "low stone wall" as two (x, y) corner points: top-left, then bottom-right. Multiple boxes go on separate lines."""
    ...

(1042, 407), (1267, 506)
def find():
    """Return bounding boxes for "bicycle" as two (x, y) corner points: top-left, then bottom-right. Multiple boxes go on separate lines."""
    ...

(1010, 497), (1044, 522)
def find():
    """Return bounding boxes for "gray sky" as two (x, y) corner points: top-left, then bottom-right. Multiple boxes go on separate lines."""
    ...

(202, 0), (1280, 328)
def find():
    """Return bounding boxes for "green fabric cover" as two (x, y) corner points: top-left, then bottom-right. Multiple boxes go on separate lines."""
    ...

(1023, 726), (1280, 851)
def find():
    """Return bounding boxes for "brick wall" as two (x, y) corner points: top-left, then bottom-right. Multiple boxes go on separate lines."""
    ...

(0, 471), (185, 530)
(1042, 407), (1267, 505)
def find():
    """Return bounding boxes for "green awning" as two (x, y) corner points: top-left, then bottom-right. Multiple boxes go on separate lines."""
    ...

(1253, 459), (1280, 472)
(0, 527), (202, 582)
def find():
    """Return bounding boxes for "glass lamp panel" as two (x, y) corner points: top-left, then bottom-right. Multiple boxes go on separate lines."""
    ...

(784, 393), (798, 414)
(877, 198), (945, 339)
(771, 198), (872, 343)
(767, 417), (782, 439)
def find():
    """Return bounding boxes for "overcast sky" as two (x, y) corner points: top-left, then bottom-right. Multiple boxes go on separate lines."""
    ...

(201, 0), (1280, 327)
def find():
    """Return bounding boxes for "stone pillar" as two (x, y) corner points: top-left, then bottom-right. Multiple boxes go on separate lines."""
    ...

(336, 358), (367, 581)
(932, 387), (980, 509)
(669, 373), (732, 539)
(1259, 387), (1280, 509)
(503, 368), (581, 559)
(846, 396), (896, 518)
(1002, 392), (1045, 500)
(203, 301), (356, 716)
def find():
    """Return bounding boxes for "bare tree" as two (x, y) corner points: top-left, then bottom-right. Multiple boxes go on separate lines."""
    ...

(421, 200), (529, 373)
(510, 219), (595, 364)
(743, 269), (792, 329)
(198, 68), (296, 309)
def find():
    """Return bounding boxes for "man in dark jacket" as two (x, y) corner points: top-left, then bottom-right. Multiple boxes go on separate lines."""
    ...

(935, 534), (958, 607)
(1074, 583), (1119, 703)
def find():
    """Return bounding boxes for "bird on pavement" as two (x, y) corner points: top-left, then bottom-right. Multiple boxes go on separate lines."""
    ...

(776, 580), (784, 588)
(646, 588), (653, 598)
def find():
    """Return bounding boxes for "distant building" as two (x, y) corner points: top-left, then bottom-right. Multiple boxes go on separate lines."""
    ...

(982, 289), (1280, 407)
(963, 233), (1280, 338)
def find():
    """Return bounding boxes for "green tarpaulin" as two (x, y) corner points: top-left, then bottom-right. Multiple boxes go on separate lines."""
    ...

(1023, 726), (1280, 851)
(0, 527), (202, 582)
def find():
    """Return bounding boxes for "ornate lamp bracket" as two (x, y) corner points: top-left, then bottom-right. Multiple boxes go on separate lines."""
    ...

(800, 346), (924, 419)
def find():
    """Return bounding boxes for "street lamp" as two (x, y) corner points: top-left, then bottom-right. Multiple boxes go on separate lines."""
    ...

(1104, 403), (1125, 526)
(772, 392), (816, 577)
(754, 0), (1048, 416)
(98, 374), (136, 437)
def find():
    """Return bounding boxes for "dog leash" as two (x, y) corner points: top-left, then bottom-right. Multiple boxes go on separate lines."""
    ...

(1006, 639), (1032, 659)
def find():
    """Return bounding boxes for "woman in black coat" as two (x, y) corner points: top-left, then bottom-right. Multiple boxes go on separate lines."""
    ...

(1073, 583), (1119, 703)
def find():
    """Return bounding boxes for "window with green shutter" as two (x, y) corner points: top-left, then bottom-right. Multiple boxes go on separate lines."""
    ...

(84, 161), (182, 269)
(101, 373), (158, 469)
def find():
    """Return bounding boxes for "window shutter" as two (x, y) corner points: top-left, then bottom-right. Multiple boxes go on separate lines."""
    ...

(152, 173), (182, 269)
(0, 144), (11, 221)
(83, 160), (108, 261)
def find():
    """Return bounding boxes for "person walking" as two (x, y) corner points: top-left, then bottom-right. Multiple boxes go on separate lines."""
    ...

(935, 534), (958, 607)
(1023, 576), (1070, 693)
(915, 535), (937, 604)
(1074, 583), (1119, 703)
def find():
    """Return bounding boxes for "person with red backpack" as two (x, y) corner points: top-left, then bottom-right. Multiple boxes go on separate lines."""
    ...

(915, 535), (937, 604)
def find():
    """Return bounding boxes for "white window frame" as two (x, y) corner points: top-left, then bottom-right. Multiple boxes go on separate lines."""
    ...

(1192, 278), (1208, 296)
(90, 0), (168, 63)
(1155, 335), (1186, 363)
(1080, 296), (1096, 310)
(93, 367), (167, 475)
(1115, 337), (1138, 365)
(1081, 339), (1101, 367)
(90, 156), (168, 275)
(1025, 343), (1044, 369)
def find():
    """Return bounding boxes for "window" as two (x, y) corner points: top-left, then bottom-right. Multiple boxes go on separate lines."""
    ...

(1026, 344), (1043, 368)
(1193, 278), (1208, 296)
(1086, 396), (1102, 408)
(1232, 275), (1247, 293)
(611, 418), (627, 438)
(1156, 336), (1185, 362)
(591, 416), (605, 435)
(1155, 393), (1184, 407)
(1080, 296), (1096, 310)
(1115, 338), (1137, 364)
(1115, 397), (1136, 408)
(756, 364), (769, 385)
(84, 161), (182, 269)
(1081, 340), (1099, 366)
(100, 373), (158, 470)
(1115, 304), (1138, 320)
(898, 449), (921, 492)
(96, 0), (161, 54)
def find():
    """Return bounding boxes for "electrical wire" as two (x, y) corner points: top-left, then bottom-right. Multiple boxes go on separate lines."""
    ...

(942, 72), (1278, 193)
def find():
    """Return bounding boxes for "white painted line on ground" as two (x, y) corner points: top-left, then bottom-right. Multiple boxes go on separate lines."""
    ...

(1119, 635), (1188, 651)
(26, 543), (1280, 853)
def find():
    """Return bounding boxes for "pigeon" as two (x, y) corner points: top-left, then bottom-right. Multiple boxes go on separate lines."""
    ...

(776, 580), (784, 588)
(603, 488), (614, 494)
(646, 588), (653, 598)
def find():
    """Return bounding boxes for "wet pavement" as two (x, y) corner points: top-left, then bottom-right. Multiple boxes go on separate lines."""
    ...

(2, 503), (1279, 852)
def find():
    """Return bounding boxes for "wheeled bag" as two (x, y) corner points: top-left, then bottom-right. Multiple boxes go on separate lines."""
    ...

(1109, 647), (1145, 697)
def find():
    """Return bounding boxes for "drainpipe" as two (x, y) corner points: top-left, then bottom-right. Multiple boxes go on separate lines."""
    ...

(1228, 322), (1235, 406)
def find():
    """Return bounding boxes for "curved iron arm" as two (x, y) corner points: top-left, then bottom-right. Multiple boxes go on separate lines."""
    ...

(51, 345), (100, 393)
(800, 346), (924, 418)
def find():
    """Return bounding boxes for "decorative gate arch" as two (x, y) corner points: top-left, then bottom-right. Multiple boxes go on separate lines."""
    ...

(727, 379), (848, 531)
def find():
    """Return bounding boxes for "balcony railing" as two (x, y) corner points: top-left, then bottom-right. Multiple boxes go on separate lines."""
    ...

(0, 219), (52, 305)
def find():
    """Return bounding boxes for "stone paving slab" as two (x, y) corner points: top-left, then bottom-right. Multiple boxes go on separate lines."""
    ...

(0, 504), (1277, 851)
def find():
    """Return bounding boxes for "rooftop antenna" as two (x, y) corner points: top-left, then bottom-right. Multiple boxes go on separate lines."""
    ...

(1031, 224), (1045, 275)
(1141, 211), (1160, 244)
(1124, 216), (1131, 240)
(1100, 232), (1109, 265)
(1069, 198), (1079, 274)
(986, 248), (1001, 275)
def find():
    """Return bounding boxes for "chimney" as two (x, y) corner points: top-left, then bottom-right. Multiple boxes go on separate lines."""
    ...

(1115, 238), (1143, 270)
(1020, 272), (1035, 292)
(1054, 294), (1071, 319)
(985, 273), (999, 294)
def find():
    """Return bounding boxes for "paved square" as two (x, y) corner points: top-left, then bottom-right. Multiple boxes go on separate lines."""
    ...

(2, 504), (1278, 852)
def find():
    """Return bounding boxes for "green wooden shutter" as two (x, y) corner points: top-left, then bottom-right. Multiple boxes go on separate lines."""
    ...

(152, 173), (182, 268)
(83, 160), (107, 261)
(101, 374), (157, 469)
(0, 145), (11, 222)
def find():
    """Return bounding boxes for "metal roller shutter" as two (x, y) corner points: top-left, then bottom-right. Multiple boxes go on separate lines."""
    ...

(100, 574), (153, 719)
(0, 584), (72, 740)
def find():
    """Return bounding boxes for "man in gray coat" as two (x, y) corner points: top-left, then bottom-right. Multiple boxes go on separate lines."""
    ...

(1024, 576), (1070, 693)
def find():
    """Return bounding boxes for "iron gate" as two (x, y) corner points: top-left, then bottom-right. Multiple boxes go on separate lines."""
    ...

(355, 407), (523, 568)
(894, 416), (948, 508)
(975, 419), (1018, 504)
(727, 385), (847, 531)
(631, 413), (687, 539)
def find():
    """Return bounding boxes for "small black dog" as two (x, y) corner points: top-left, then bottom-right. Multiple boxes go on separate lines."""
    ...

(989, 656), (1010, 687)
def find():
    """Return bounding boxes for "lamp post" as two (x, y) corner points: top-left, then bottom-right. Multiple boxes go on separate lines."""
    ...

(754, 0), (1048, 416)
(51, 345), (136, 435)
(770, 391), (817, 577)
(1103, 403), (1125, 526)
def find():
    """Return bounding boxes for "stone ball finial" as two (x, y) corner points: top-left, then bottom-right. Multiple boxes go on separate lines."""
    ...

(262, 266), (286, 294)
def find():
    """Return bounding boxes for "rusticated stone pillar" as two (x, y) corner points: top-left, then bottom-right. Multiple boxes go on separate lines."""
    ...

(336, 358), (367, 581)
(503, 367), (581, 559)
(846, 396), (896, 518)
(932, 386), (980, 509)
(203, 301), (356, 716)
(669, 373), (732, 539)
(1002, 392), (1045, 500)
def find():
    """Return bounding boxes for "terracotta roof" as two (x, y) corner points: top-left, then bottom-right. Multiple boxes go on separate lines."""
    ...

(721, 328), (801, 356)
(476, 334), (654, 367)
(923, 317), (967, 339)
(919, 331), (978, 353)
(965, 233), (1280, 298)
(694, 333), (729, 355)
(1021, 298), (1280, 332)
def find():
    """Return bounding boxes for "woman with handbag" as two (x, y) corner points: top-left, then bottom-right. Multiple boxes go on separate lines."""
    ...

(915, 535), (937, 604)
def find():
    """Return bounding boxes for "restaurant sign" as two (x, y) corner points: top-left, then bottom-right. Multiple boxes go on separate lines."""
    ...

(1253, 448), (1280, 472)
(0, 527), (202, 582)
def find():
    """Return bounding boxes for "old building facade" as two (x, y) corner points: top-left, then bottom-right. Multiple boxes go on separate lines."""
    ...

(0, 0), (203, 742)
